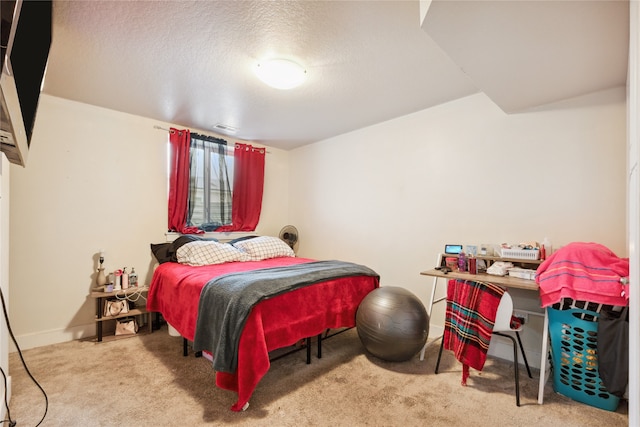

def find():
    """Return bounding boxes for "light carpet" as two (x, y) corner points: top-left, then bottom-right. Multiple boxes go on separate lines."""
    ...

(8, 326), (628, 426)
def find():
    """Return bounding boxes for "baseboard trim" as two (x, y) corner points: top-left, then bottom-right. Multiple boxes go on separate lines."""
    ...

(9, 324), (95, 352)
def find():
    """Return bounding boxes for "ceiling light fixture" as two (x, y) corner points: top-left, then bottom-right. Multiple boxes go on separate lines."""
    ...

(255, 59), (307, 90)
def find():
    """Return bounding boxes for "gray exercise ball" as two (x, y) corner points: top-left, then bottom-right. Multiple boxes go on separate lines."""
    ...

(356, 286), (429, 362)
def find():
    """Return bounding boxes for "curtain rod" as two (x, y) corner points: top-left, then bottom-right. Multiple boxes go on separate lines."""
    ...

(153, 125), (271, 153)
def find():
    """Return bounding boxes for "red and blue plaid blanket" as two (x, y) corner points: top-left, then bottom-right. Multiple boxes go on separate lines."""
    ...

(443, 279), (504, 385)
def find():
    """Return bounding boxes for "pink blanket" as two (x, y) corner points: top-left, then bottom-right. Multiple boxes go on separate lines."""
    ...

(535, 242), (629, 308)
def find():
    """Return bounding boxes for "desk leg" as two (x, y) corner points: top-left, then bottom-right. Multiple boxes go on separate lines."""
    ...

(537, 308), (549, 404)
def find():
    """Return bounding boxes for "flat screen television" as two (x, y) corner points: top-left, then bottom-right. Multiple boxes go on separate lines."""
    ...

(0, 0), (52, 166)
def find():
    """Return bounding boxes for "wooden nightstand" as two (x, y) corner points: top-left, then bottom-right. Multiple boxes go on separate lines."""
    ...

(89, 286), (152, 342)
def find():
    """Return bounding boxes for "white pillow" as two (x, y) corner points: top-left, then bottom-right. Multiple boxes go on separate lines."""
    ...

(176, 241), (250, 266)
(232, 236), (295, 261)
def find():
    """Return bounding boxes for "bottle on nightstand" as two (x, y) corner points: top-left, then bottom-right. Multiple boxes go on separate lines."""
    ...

(129, 268), (138, 287)
(122, 267), (129, 289)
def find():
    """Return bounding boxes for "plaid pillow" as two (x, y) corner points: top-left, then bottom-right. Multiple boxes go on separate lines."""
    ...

(176, 241), (250, 266)
(233, 236), (295, 261)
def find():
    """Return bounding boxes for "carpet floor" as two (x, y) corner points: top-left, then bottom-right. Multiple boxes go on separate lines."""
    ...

(8, 326), (628, 426)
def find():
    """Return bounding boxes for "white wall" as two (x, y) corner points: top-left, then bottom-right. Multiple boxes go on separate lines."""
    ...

(0, 155), (10, 421)
(8, 95), (290, 349)
(289, 89), (627, 367)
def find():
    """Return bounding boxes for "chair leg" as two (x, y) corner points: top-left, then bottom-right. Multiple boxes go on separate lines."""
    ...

(494, 332), (520, 406)
(515, 331), (532, 378)
(435, 335), (445, 374)
(511, 335), (520, 407)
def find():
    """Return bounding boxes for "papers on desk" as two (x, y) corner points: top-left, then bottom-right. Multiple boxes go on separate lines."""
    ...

(485, 262), (536, 280)
(486, 261), (514, 276)
(508, 267), (537, 281)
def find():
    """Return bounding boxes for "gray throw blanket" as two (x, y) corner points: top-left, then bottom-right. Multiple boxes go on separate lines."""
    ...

(193, 260), (379, 373)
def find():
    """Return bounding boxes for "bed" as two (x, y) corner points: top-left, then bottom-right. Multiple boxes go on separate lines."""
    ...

(146, 235), (379, 411)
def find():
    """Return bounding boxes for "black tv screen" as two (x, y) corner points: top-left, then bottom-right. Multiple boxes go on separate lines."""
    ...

(6, 0), (52, 145)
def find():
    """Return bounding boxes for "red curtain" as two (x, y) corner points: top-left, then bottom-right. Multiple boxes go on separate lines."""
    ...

(216, 143), (266, 232)
(168, 128), (202, 234)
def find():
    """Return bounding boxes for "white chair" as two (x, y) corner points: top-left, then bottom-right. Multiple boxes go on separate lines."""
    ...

(435, 290), (532, 406)
(491, 291), (533, 406)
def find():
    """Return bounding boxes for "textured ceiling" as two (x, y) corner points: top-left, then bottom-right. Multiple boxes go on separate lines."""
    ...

(41, 1), (629, 150)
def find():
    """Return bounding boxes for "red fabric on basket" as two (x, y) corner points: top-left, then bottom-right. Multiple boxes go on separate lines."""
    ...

(147, 257), (379, 411)
(535, 242), (629, 308)
(443, 279), (504, 384)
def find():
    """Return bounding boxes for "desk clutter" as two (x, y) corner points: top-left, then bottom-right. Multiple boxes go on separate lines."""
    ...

(427, 240), (629, 410)
(476, 239), (553, 260)
(440, 241), (547, 280)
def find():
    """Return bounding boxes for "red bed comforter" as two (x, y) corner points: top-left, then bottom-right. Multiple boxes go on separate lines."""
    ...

(146, 256), (379, 411)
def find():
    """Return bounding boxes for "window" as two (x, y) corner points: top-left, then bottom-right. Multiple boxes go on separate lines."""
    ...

(169, 127), (265, 234)
(186, 134), (234, 231)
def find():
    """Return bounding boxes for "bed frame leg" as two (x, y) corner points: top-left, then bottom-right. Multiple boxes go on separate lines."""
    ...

(317, 333), (322, 359)
(306, 337), (311, 364)
(183, 338), (202, 357)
